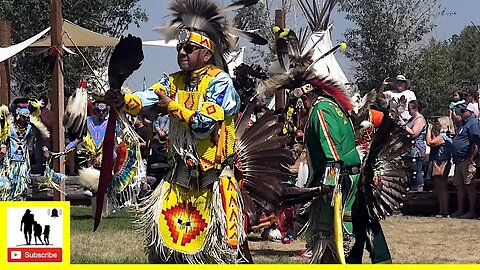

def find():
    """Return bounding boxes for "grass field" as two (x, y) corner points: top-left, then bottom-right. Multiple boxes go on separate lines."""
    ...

(70, 206), (480, 264)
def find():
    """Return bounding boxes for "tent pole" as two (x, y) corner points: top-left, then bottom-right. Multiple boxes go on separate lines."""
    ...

(50, 0), (66, 201)
(275, 9), (286, 111)
(0, 20), (11, 106)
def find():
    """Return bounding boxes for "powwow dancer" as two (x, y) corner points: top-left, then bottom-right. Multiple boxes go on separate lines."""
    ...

(104, 0), (276, 263)
(64, 80), (145, 209)
(347, 86), (399, 263)
(0, 98), (49, 200)
(262, 25), (414, 263)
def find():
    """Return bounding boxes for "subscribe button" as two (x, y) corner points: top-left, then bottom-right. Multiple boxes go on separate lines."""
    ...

(7, 247), (62, 263)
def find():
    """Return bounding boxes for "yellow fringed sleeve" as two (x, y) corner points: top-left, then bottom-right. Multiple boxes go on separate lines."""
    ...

(200, 102), (224, 121)
(122, 93), (143, 116)
(167, 100), (196, 128)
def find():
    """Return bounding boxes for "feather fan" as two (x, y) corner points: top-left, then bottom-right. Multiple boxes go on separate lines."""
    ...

(234, 103), (294, 218)
(360, 113), (414, 221)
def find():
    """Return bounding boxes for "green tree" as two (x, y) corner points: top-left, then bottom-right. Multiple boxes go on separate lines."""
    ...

(450, 26), (480, 85)
(338, 0), (445, 91)
(413, 25), (480, 117)
(413, 39), (455, 116)
(0, 0), (147, 98)
(233, 1), (274, 67)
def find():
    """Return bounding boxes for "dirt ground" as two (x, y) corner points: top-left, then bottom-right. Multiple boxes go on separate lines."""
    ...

(248, 215), (480, 264)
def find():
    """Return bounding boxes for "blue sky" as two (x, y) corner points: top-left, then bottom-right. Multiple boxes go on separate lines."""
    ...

(123, 0), (480, 90)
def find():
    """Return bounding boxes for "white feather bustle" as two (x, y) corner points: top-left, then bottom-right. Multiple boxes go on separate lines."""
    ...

(78, 167), (100, 193)
(29, 116), (50, 138)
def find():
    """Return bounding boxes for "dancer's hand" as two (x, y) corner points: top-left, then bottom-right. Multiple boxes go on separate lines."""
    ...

(155, 91), (172, 115)
(66, 141), (77, 151)
(105, 89), (125, 109)
(382, 77), (391, 85)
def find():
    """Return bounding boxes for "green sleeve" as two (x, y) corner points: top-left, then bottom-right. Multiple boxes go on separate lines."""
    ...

(309, 103), (344, 163)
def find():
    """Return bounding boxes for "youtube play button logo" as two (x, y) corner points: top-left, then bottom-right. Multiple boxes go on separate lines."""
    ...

(7, 248), (62, 263)
(10, 250), (21, 260)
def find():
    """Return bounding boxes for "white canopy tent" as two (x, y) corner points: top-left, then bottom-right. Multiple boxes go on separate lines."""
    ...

(7, 19), (244, 67)
(30, 21), (180, 48)
(0, 27), (50, 62)
(141, 39), (176, 47)
(30, 20), (119, 47)
(1, 20), (244, 90)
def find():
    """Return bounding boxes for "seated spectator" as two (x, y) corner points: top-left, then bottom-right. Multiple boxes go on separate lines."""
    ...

(134, 114), (150, 160)
(451, 103), (480, 219)
(153, 114), (169, 145)
(149, 114), (169, 166)
(426, 116), (453, 217)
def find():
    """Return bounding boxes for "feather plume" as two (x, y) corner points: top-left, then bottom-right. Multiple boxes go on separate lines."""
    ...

(168, 0), (230, 56)
(29, 100), (42, 117)
(360, 114), (414, 220)
(157, 0), (268, 71)
(0, 105), (11, 142)
(235, 101), (257, 138)
(29, 116), (50, 138)
(108, 34), (144, 90)
(360, 120), (373, 129)
(79, 167), (100, 193)
(229, 28), (268, 45)
(309, 75), (353, 111)
(65, 83), (89, 135)
(225, 0), (258, 11)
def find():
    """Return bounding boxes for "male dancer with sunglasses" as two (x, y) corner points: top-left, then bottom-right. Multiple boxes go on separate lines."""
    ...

(105, 0), (259, 264)
(66, 101), (112, 168)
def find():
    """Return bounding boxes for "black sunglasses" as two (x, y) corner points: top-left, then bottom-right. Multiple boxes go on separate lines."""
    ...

(176, 43), (202, 54)
(95, 108), (108, 113)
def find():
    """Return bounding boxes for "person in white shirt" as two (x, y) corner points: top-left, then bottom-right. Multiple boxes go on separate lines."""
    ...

(382, 74), (417, 120)
(464, 86), (479, 117)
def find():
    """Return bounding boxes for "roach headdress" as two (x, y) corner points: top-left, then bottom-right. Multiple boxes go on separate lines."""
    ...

(259, 26), (353, 112)
(157, 0), (267, 70)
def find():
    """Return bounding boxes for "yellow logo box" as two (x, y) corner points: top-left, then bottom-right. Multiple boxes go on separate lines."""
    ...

(0, 201), (70, 267)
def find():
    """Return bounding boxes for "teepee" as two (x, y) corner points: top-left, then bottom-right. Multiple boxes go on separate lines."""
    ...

(298, 0), (349, 84)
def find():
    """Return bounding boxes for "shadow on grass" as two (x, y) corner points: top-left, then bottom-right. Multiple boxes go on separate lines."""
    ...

(246, 235), (265, 242)
(71, 206), (136, 232)
(250, 248), (303, 257)
(71, 215), (92, 220)
(72, 255), (147, 264)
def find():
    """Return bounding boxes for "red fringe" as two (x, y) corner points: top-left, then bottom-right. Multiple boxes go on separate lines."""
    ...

(309, 78), (353, 111)
(114, 141), (127, 174)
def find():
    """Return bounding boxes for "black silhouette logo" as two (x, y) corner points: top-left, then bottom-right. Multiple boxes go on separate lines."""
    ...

(19, 209), (55, 246)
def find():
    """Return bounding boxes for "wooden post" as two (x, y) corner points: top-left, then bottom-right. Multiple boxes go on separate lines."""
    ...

(0, 20), (11, 105)
(50, 0), (66, 201)
(275, 9), (286, 111)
